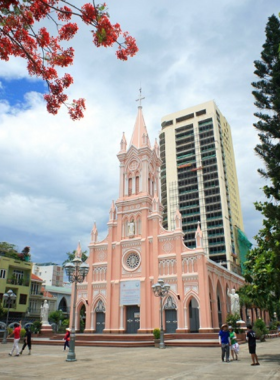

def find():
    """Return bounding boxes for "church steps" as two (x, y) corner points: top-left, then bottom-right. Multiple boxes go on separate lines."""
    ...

(32, 332), (244, 348)
(32, 338), (220, 348)
(50, 333), (220, 342)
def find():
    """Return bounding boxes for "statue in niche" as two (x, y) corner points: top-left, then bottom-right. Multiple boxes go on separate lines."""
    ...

(227, 288), (240, 315)
(128, 220), (135, 237)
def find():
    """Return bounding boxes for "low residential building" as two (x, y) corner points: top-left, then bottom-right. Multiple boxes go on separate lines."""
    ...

(28, 274), (57, 321)
(33, 262), (64, 287)
(0, 253), (32, 318)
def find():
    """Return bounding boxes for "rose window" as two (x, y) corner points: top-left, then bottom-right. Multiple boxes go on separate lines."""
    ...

(123, 252), (141, 271)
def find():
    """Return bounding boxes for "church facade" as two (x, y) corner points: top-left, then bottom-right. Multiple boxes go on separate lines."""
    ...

(72, 105), (249, 334)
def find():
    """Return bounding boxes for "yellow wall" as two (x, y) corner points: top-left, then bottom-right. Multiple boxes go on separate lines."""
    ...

(0, 256), (32, 314)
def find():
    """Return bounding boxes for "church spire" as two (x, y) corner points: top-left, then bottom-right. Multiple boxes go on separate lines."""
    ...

(75, 241), (82, 258)
(109, 200), (116, 221)
(154, 138), (160, 157)
(195, 221), (203, 248)
(91, 222), (98, 243)
(129, 89), (151, 149)
(174, 208), (182, 230)
(120, 132), (127, 153)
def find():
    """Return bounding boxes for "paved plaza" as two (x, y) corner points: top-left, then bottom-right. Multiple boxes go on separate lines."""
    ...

(0, 338), (279, 380)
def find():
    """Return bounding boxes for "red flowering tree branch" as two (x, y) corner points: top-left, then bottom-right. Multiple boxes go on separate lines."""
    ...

(0, 0), (138, 120)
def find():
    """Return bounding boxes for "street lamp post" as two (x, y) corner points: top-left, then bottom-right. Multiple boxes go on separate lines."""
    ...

(2, 289), (17, 344)
(64, 257), (89, 362)
(152, 279), (170, 349)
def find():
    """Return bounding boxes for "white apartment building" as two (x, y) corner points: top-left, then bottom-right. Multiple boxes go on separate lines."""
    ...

(33, 262), (64, 287)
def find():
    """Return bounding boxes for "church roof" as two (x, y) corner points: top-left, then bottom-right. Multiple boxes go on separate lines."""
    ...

(129, 106), (151, 149)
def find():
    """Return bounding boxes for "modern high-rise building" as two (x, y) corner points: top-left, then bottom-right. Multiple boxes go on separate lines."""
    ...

(159, 100), (244, 274)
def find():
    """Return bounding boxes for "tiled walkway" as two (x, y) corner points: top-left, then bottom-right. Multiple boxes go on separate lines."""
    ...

(0, 337), (279, 379)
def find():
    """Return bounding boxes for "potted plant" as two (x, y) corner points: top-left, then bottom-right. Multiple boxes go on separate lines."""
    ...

(153, 328), (160, 348)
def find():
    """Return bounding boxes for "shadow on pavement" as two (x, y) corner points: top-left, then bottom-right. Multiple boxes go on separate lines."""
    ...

(259, 353), (280, 365)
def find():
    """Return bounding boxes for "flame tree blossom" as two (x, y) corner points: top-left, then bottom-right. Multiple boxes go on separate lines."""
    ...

(0, 1), (138, 120)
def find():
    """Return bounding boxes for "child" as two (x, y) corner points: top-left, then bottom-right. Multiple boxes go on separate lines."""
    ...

(218, 323), (231, 362)
(64, 328), (71, 350)
(229, 326), (239, 361)
(246, 324), (260, 366)
(20, 327), (32, 355)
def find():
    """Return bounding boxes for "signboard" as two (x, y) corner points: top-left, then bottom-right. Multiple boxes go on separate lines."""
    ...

(120, 280), (141, 305)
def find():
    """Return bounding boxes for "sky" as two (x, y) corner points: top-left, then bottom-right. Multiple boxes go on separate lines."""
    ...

(0, 0), (278, 265)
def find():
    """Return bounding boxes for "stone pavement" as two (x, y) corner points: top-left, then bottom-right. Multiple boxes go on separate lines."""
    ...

(0, 338), (279, 380)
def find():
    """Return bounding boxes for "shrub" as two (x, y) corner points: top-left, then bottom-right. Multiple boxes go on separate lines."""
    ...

(226, 313), (242, 333)
(31, 320), (42, 334)
(62, 319), (69, 327)
(49, 310), (63, 325)
(269, 322), (278, 331)
(153, 328), (160, 339)
(20, 328), (26, 340)
(253, 318), (268, 339)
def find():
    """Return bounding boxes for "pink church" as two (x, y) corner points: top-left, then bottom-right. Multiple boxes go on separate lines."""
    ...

(72, 104), (248, 334)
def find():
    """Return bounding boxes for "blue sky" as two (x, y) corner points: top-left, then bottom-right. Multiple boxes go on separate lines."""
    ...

(0, 78), (46, 107)
(0, 0), (278, 265)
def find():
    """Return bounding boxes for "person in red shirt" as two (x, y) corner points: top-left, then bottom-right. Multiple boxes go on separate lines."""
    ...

(63, 328), (71, 351)
(8, 321), (21, 357)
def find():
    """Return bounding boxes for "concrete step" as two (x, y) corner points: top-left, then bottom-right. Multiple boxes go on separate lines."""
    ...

(30, 332), (247, 348)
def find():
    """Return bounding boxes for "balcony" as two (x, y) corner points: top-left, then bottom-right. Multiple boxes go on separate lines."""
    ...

(6, 277), (30, 287)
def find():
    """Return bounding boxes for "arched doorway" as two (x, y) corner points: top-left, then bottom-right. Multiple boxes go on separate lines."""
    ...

(164, 296), (177, 333)
(126, 305), (140, 333)
(95, 300), (105, 333)
(58, 297), (67, 313)
(80, 304), (86, 333)
(189, 298), (200, 332)
(216, 282), (223, 328)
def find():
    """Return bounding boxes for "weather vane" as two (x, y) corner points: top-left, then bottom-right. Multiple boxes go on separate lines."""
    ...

(136, 87), (145, 107)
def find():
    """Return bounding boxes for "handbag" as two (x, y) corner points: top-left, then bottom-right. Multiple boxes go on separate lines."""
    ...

(233, 342), (239, 353)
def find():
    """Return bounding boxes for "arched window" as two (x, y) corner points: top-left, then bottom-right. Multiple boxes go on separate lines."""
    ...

(136, 218), (141, 235)
(136, 176), (139, 194)
(128, 178), (132, 196)
(123, 219), (128, 238)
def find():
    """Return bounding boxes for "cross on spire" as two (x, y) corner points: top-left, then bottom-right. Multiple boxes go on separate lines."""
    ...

(136, 88), (145, 107)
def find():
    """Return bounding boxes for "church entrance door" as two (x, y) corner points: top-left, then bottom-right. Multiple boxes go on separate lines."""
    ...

(189, 298), (200, 332)
(126, 305), (140, 334)
(96, 312), (105, 333)
(165, 309), (177, 333)
(217, 295), (222, 328)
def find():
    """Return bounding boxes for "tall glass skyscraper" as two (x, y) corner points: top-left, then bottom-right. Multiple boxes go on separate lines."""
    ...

(160, 100), (244, 274)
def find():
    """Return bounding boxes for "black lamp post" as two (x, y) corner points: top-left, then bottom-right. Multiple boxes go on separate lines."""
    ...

(64, 257), (89, 362)
(2, 289), (17, 344)
(152, 279), (170, 349)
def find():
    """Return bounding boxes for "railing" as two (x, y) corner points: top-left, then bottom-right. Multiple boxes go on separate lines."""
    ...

(6, 278), (30, 286)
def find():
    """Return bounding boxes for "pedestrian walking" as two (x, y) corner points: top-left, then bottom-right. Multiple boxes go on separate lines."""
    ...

(8, 321), (21, 357)
(20, 327), (32, 355)
(229, 326), (239, 361)
(246, 324), (260, 366)
(218, 323), (231, 362)
(64, 328), (71, 350)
